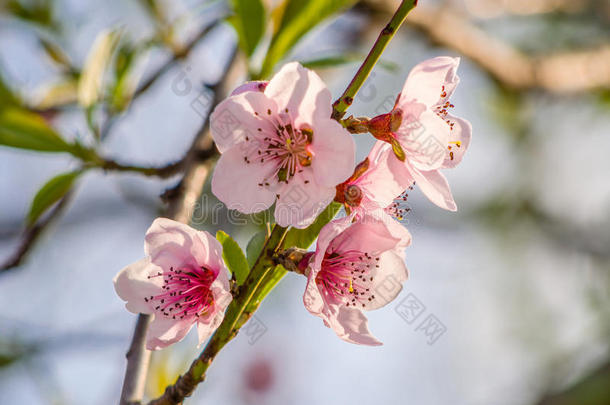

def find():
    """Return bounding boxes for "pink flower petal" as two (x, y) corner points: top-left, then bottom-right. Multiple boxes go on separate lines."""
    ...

(146, 316), (193, 350)
(264, 62), (332, 128)
(196, 279), (231, 346)
(196, 230), (226, 274)
(357, 146), (406, 210)
(413, 168), (457, 211)
(382, 212), (413, 248)
(366, 250), (408, 310)
(442, 115), (472, 169)
(303, 269), (325, 315)
(113, 258), (162, 314)
(401, 56), (460, 108)
(395, 108), (451, 171)
(144, 218), (208, 270)
(274, 171), (335, 228)
(210, 91), (277, 153)
(211, 146), (277, 214)
(330, 306), (382, 346)
(330, 215), (403, 255)
(312, 216), (353, 270)
(310, 117), (356, 188)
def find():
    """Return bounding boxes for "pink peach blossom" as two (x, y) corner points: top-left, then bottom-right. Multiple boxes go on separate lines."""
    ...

(303, 215), (411, 345)
(210, 62), (356, 228)
(368, 57), (472, 211)
(114, 218), (232, 350)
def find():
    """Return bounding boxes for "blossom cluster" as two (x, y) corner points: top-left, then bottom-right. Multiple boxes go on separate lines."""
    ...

(114, 58), (471, 348)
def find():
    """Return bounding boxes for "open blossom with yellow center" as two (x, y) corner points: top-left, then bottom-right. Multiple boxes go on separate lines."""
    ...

(210, 62), (355, 228)
(367, 57), (472, 211)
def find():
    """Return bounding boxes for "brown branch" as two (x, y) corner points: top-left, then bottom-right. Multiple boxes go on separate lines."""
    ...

(0, 191), (74, 273)
(119, 314), (152, 405)
(363, 0), (610, 93)
(93, 158), (185, 178)
(119, 47), (242, 405)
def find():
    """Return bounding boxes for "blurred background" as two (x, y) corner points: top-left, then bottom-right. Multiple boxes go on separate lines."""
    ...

(0, 0), (609, 404)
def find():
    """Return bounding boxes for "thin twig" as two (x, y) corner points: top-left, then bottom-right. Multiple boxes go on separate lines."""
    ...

(0, 191), (74, 273)
(332, 0), (418, 120)
(92, 158), (185, 178)
(119, 315), (152, 405)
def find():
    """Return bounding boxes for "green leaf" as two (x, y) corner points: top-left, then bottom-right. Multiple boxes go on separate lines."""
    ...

(283, 202), (341, 249)
(78, 29), (121, 107)
(0, 108), (73, 152)
(110, 43), (144, 112)
(6, 0), (55, 29)
(259, 0), (357, 78)
(27, 171), (81, 225)
(0, 74), (21, 111)
(216, 230), (250, 285)
(228, 0), (265, 57)
(246, 230), (267, 268)
(39, 37), (72, 68)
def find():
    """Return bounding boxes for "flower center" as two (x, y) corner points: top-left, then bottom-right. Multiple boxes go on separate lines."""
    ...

(145, 266), (216, 320)
(433, 85), (462, 161)
(316, 249), (380, 308)
(247, 111), (313, 184)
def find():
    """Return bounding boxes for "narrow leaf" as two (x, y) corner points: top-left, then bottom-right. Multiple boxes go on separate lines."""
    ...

(228, 0), (265, 57)
(246, 230), (267, 268)
(39, 37), (72, 67)
(0, 108), (72, 152)
(27, 171), (80, 225)
(216, 230), (250, 285)
(260, 0), (357, 78)
(78, 29), (120, 107)
(0, 74), (21, 110)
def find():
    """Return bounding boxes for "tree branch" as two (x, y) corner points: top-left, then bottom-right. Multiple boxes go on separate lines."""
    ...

(90, 158), (185, 178)
(0, 191), (74, 273)
(119, 314), (153, 405)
